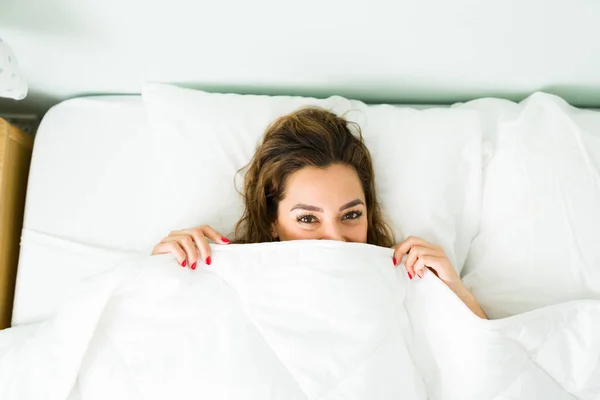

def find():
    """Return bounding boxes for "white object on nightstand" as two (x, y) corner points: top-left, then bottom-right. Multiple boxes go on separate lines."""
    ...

(0, 37), (27, 100)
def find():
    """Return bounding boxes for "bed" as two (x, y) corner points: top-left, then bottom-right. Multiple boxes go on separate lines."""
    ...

(2, 84), (600, 399)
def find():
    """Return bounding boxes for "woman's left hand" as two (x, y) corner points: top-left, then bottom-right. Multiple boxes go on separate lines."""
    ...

(391, 236), (461, 290)
(392, 236), (488, 319)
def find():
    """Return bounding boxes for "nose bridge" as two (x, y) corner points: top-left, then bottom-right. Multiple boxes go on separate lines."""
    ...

(322, 219), (344, 241)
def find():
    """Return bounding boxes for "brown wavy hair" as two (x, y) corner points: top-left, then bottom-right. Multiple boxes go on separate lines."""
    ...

(234, 106), (395, 247)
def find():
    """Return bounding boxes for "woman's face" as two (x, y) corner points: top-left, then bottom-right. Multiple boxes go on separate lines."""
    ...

(272, 164), (368, 243)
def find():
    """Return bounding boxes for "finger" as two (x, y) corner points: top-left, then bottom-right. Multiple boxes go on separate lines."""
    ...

(188, 231), (216, 267)
(172, 227), (230, 245)
(392, 247), (404, 266)
(198, 225), (230, 245)
(193, 234), (212, 265)
(413, 257), (427, 279)
(413, 255), (443, 279)
(392, 246), (415, 279)
(177, 236), (199, 270)
(154, 241), (187, 267)
(392, 247), (415, 280)
(392, 248), (412, 281)
(395, 236), (436, 255)
(391, 242), (415, 266)
(404, 246), (442, 271)
(151, 242), (163, 255)
(403, 260), (415, 280)
(405, 248), (418, 271)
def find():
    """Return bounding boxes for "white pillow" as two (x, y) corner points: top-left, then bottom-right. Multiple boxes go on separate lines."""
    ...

(143, 83), (483, 271)
(0, 38), (27, 100)
(458, 93), (600, 318)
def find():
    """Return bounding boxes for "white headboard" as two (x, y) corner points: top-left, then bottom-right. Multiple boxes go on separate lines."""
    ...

(1, 0), (599, 115)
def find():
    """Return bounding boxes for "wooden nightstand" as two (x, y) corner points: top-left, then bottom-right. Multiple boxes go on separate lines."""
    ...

(0, 118), (34, 329)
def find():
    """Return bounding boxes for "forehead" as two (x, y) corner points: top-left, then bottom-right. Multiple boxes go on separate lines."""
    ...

(282, 164), (365, 203)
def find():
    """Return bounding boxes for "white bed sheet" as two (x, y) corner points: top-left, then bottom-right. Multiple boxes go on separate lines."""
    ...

(3, 241), (599, 400)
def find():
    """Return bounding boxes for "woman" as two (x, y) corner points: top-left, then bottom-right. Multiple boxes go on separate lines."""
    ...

(152, 107), (487, 319)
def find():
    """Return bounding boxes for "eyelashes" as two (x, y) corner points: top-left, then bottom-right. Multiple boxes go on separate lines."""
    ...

(343, 210), (363, 220)
(296, 210), (363, 224)
(297, 214), (317, 224)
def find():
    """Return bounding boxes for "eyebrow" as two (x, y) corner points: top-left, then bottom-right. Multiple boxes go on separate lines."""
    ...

(290, 204), (323, 212)
(289, 199), (365, 213)
(339, 199), (365, 211)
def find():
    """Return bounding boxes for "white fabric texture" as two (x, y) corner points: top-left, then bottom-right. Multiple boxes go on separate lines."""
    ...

(143, 83), (483, 274)
(12, 96), (154, 326)
(0, 37), (27, 100)
(1, 241), (599, 400)
(457, 93), (600, 318)
(20, 96), (153, 251)
(13, 229), (140, 325)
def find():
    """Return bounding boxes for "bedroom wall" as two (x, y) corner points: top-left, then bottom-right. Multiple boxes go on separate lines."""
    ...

(1, 0), (599, 116)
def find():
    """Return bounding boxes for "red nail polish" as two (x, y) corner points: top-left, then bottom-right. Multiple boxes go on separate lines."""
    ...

(221, 237), (230, 243)
(191, 262), (197, 270)
(182, 260), (187, 267)
(408, 272), (413, 280)
(206, 256), (212, 266)
(392, 257), (397, 265)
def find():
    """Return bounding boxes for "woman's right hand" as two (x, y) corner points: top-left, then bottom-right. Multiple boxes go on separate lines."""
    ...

(151, 225), (230, 269)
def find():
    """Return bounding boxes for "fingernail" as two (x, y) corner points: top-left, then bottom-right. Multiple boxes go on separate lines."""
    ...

(408, 272), (413, 280)
(191, 262), (197, 270)
(392, 257), (397, 265)
(221, 237), (230, 243)
(206, 256), (212, 266)
(181, 260), (187, 267)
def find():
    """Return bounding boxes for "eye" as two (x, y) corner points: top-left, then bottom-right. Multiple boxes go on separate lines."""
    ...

(343, 210), (363, 220)
(297, 214), (318, 224)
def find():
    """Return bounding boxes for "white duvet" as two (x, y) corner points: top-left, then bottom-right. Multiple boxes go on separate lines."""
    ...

(1, 241), (599, 400)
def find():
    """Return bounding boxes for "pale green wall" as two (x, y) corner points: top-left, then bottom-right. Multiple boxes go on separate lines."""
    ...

(1, 0), (599, 115)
